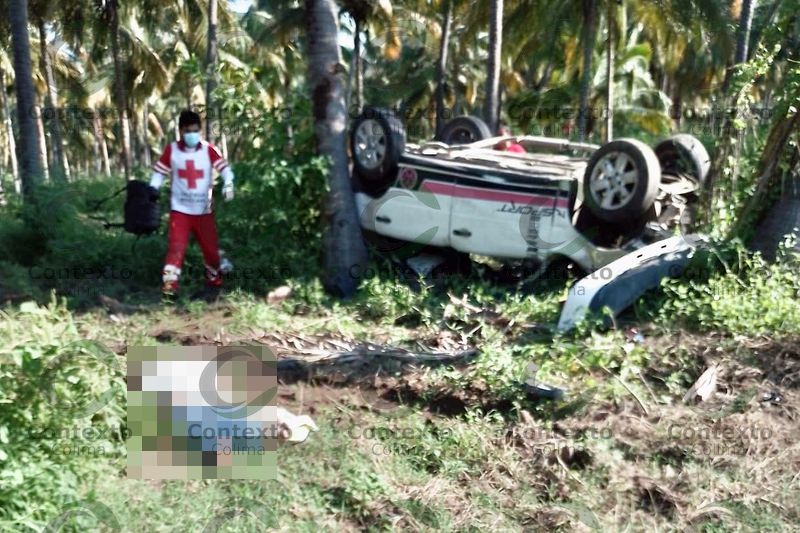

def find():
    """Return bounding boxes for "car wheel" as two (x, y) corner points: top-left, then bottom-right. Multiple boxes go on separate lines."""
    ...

(351, 107), (405, 195)
(583, 138), (661, 223)
(435, 116), (492, 145)
(654, 134), (710, 188)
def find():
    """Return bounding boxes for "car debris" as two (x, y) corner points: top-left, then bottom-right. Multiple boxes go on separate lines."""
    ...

(761, 390), (783, 404)
(683, 365), (719, 404)
(522, 362), (567, 401)
(276, 407), (318, 443)
(267, 285), (293, 305)
(350, 108), (710, 331)
(406, 253), (446, 277)
(624, 327), (646, 343)
(557, 235), (698, 331)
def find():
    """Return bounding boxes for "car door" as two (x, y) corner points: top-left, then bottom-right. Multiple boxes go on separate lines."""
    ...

(449, 171), (568, 258)
(357, 158), (455, 249)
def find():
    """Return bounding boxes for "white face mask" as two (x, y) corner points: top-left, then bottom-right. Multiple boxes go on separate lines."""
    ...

(183, 132), (201, 148)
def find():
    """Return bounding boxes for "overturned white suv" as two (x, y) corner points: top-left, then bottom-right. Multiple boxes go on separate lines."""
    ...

(349, 107), (708, 330)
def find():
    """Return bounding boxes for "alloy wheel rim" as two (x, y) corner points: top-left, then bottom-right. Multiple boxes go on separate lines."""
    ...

(588, 151), (639, 210)
(354, 119), (387, 170)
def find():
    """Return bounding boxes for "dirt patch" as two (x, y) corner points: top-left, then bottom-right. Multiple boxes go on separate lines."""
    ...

(378, 375), (515, 416)
(146, 321), (483, 415)
(641, 331), (800, 420)
(277, 383), (401, 415)
(498, 333), (800, 528)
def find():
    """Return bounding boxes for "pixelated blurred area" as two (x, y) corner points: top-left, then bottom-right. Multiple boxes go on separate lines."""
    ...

(127, 346), (277, 480)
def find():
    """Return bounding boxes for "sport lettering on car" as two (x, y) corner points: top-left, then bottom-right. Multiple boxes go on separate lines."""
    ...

(498, 203), (566, 215)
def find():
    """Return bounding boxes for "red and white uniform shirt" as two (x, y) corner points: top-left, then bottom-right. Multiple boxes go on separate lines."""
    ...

(150, 141), (232, 215)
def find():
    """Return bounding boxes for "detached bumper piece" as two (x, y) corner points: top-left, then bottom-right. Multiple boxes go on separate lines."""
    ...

(557, 235), (698, 331)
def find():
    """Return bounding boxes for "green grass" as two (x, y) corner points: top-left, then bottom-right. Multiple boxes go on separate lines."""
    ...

(1, 174), (799, 531)
(1, 283), (798, 531)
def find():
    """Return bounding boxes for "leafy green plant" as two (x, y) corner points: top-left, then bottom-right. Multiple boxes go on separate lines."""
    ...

(648, 242), (800, 334)
(0, 301), (125, 530)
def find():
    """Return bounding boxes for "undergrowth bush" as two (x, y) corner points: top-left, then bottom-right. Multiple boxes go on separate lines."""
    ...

(645, 241), (800, 334)
(0, 299), (126, 530)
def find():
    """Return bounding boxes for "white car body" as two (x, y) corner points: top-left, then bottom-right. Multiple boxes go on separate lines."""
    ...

(353, 134), (701, 330)
(355, 136), (648, 271)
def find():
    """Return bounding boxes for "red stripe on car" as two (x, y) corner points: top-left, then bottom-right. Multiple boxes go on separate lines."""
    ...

(421, 180), (568, 208)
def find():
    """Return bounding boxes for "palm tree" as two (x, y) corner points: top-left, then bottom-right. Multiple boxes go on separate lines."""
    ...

(604, 0), (616, 142)
(0, 69), (19, 193)
(345, 3), (365, 113)
(340, 0), (395, 114)
(8, 0), (43, 199)
(484, 0), (502, 133)
(637, 0), (732, 128)
(735, 0), (758, 64)
(104, 0), (132, 180)
(578, 0), (597, 140)
(93, 112), (111, 177)
(721, 0), (758, 92)
(305, 0), (367, 298)
(205, 0), (218, 142)
(35, 19), (69, 181)
(434, 0), (453, 136)
(27, 0), (78, 179)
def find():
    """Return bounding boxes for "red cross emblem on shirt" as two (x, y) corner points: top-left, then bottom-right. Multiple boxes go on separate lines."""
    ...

(178, 160), (203, 189)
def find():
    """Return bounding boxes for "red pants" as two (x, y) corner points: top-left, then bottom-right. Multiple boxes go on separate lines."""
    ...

(164, 210), (222, 286)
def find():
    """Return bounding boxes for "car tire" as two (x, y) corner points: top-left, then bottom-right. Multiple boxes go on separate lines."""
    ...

(351, 107), (405, 195)
(435, 116), (492, 145)
(583, 138), (661, 223)
(654, 134), (710, 187)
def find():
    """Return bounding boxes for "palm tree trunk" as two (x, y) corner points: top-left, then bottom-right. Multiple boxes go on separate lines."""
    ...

(108, 0), (132, 180)
(578, 0), (597, 141)
(142, 103), (151, 167)
(37, 19), (68, 182)
(91, 116), (101, 174)
(353, 17), (363, 114)
(604, 0), (614, 143)
(484, 0), (503, 134)
(8, 0), (43, 199)
(0, 117), (6, 204)
(672, 93), (683, 130)
(535, 62), (554, 91)
(131, 104), (140, 167)
(761, 86), (772, 125)
(346, 40), (355, 111)
(0, 70), (20, 194)
(205, 0), (218, 142)
(34, 97), (49, 181)
(435, 0), (453, 137)
(284, 70), (295, 152)
(723, 0), (759, 92)
(734, 110), (800, 234)
(735, 0), (758, 64)
(305, 0), (367, 298)
(93, 113), (111, 177)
